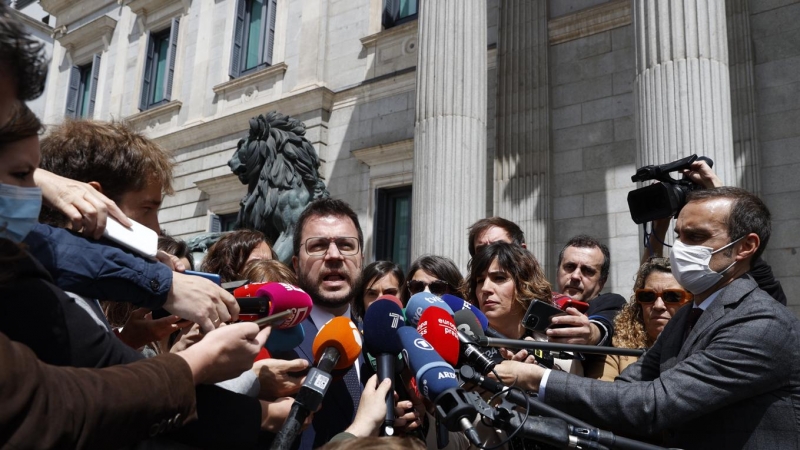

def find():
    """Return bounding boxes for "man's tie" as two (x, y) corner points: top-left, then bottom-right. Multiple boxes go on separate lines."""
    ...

(343, 365), (362, 418)
(682, 307), (704, 344)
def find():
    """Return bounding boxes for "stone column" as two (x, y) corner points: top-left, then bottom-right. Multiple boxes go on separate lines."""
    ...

(494, 0), (550, 271)
(411, 0), (487, 268)
(726, 0), (760, 194)
(633, 0), (735, 186)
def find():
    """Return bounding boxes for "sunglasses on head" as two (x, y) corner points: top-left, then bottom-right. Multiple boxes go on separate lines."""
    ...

(407, 279), (450, 296)
(635, 288), (692, 305)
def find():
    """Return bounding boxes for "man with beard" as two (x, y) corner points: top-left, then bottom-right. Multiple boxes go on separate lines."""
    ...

(274, 198), (365, 449)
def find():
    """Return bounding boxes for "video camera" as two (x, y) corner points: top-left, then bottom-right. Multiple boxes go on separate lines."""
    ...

(627, 154), (713, 224)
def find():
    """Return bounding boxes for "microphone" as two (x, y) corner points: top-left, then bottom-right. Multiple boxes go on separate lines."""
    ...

(398, 327), (481, 446)
(271, 317), (362, 450)
(405, 292), (454, 327)
(363, 298), (406, 436)
(265, 325), (305, 354)
(453, 310), (500, 374)
(416, 306), (460, 366)
(441, 294), (488, 329)
(253, 283), (313, 329)
(374, 294), (403, 309)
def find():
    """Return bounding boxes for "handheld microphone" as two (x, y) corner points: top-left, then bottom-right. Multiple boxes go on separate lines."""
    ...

(373, 294), (403, 309)
(253, 283), (312, 329)
(453, 310), (500, 374)
(363, 298), (406, 436)
(265, 325), (305, 354)
(416, 307), (460, 366)
(398, 327), (481, 447)
(271, 317), (362, 450)
(405, 292), (454, 327)
(441, 294), (488, 329)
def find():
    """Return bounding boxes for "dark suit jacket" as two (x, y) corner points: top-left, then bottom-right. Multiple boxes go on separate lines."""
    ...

(272, 315), (366, 450)
(543, 275), (800, 449)
(0, 331), (197, 450)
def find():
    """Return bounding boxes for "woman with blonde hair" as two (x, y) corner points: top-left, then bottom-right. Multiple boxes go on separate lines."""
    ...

(600, 257), (691, 381)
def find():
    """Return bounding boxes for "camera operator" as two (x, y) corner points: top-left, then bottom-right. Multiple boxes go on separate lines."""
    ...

(490, 186), (800, 449)
(640, 159), (787, 305)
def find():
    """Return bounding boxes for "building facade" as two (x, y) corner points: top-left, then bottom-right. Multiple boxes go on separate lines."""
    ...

(39, 0), (800, 314)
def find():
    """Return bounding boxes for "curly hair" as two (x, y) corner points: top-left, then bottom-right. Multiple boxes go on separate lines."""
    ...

(241, 259), (298, 285)
(612, 257), (673, 349)
(201, 229), (273, 282)
(465, 242), (553, 314)
(401, 255), (464, 303)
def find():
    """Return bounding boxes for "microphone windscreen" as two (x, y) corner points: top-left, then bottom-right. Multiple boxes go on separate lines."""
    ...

(312, 316), (363, 371)
(255, 283), (313, 329)
(233, 281), (271, 298)
(375, 294), (403, 309)
(398, 327), (458, 400)
(417, 307), (459, 366)
(265, 324), (305, 353)
(405, 293), (454, 327)
(441, 294), (489, 330)
(454, 309), (487, 342)
(363, 299), (406, 354)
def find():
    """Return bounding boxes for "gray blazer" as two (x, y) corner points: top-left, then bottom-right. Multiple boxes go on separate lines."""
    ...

(543, 275), (800, 449)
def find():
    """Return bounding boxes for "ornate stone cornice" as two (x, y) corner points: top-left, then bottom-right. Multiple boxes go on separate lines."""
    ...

(360, 20), (417, 47)
(126, 100), (182, 126)
(56, 14), (117, 58)
(548, 0), (631, 45)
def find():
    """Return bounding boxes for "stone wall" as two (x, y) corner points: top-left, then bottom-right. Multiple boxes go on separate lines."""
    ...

(750, 0), (800, 312)
(549, 23), (640, 296)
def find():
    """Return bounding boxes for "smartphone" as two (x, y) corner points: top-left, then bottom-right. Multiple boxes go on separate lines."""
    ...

(102, 217), (158, 259)
(521, 300), (566, 333)
(184, 270), (221, 285)
(253, 309), (292, 329)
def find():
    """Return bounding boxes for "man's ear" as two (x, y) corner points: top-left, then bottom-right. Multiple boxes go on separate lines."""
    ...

(87, 181), (103, 194)
(736, 233), (760, 261)
(292, 255), (299, 273)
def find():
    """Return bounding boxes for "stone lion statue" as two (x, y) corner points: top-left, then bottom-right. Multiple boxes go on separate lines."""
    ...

(228, 111), (329, 263)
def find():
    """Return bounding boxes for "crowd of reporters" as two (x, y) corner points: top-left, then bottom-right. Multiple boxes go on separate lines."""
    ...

(2, 3), (799, 449)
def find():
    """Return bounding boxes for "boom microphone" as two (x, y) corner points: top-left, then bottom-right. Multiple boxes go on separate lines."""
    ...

(453, 310), (500, 374)
(398, 327), (481, 446)
(271, 317), (362, 450)
(363, 298), (406, 436)
(416, 307), (460, 366)
(405, 292), (454, 327)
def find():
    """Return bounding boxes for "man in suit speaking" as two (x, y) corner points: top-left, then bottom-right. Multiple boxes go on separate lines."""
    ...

(493, 187), (800, 449)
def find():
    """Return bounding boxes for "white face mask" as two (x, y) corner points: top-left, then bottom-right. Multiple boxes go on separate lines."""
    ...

(669, 236), (744, 295)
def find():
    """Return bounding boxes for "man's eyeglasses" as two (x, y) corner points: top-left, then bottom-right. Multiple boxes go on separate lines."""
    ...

(635, 288), (692, 305)
(407, 279), (450, 296)
(303, 236), (360, 256)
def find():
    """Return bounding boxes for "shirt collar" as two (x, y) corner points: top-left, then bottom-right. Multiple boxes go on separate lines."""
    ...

(694, 290), (721, 311)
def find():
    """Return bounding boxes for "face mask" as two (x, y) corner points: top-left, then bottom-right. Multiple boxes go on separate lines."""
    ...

(669, 236), (744, 295)
(0, 183), (42, 243)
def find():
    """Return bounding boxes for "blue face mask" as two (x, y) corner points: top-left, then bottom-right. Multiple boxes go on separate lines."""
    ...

(0, 183), (42, 243)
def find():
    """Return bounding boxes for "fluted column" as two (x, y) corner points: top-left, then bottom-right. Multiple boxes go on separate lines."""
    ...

(726, 0), (760, 193)
(634, 0), (735, 185)
(411, 0), (487, 268)
(494, 0), (550, 271)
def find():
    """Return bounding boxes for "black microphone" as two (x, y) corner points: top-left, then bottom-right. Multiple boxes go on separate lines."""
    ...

(473, 335), (646, 357)
(363, 297), (406, 436)
(271, 317), (362, 450)
(454, 309), (503, 373)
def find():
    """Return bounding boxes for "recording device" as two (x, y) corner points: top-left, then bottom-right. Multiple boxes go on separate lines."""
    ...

(405, 292), (454, 327)
(522, 300), (566, 333)
(238, 283), (312, 328)
(416, 306), (460, 366)
(271, 317), (362, 450)
(265, 325), (305, 354)
(375, 294), (403, 309)
(441, 294), (508, 339)
(453, 310), (500, 374)
(102, 216), (158, 259)
(184, 270), (221, 285)
(627, 154), (714, 224)
(363, 298), (406, 436)
(552, 293), (589, 313)
(397, 327), (481, 447)
(253, 310), (293, 328)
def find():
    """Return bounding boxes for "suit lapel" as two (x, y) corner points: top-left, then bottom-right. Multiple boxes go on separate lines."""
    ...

(298, 317), (318, 362)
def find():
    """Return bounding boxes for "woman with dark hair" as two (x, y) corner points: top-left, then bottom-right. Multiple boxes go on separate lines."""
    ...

(400, 255), (463, 303)
(600, 257), (691, 381)
(466, 242), (552, 340)
(158, 234), (194, 271)
(202, 229), (274, 282)
(353, 261), (404, 320)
